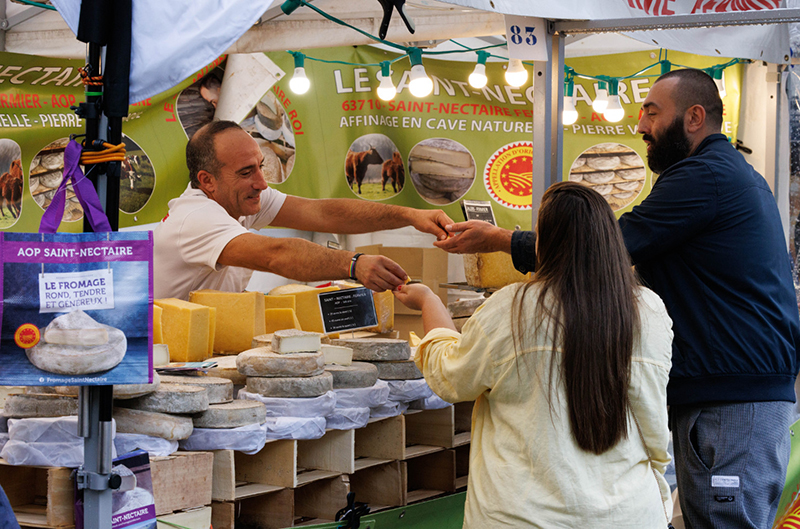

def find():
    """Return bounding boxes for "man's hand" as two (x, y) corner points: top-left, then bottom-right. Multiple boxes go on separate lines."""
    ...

(410, 209), (455, 241)
(433, 220), (513, 254)
(355, 254), (408, 292)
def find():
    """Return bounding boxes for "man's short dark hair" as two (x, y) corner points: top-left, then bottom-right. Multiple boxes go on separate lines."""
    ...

(186, 120), (244, 188)
(655, 68), (723, 131)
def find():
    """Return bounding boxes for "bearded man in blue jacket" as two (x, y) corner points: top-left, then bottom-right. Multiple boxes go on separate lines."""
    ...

(435, 69), (800, 529)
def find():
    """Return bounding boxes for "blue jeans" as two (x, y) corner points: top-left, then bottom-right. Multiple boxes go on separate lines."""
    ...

(670, 401), (792, 529)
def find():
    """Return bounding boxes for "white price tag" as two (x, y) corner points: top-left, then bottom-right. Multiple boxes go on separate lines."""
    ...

(39, 269), (115, 313)
(504, 15), (549, 62)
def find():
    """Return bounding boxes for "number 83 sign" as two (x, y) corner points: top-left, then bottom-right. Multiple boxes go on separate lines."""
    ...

(504, 16), (550, 62)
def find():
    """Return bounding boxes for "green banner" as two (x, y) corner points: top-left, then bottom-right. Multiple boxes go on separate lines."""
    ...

(0, 48), (740, 234)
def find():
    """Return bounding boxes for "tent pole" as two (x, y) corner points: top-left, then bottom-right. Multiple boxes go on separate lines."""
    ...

(531, 22), (564, 217)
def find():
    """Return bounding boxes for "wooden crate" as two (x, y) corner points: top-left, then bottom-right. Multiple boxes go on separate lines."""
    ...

(150, 451), (213, 516)
(156, 506), (211, 529)
(355, 415), (441, 461)
(211, 449), (284, 502)
(211, 488), (293, 529)
(453, 444), (470, 489)
(404, 450), (456, 504)
(229, 433), (350, 491)
(348, 460), (407, 510)
(0, 461), (73, 528)
(454, 401), (473, 446)
(293, 475), (349, 524)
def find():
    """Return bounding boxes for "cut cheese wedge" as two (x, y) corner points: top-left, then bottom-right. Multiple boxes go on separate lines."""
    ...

(154, 298), (212, 363)
(264, 295), (296, 310)
(153, 304), (163, 344)
(264, 308), (302, 334)
(410, 144), (473, 167)
(320, 344), (353, 366)
(463, 252), (530, 289)
(272, 329), (322, 353)
(189, 290), (266, 354)
(268, 284), (340, 332)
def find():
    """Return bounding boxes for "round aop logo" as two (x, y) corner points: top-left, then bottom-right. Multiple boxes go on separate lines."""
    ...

(483, 142), (533, 210)
(14, 324), (40, 349)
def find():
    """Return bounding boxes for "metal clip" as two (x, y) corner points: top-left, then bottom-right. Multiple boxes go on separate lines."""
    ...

(335, 492), (370, 529)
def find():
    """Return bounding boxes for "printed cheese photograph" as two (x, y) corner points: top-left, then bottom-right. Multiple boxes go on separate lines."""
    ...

(240, 91), (296, 184)
(176, 67), (223, 139)
(26, 309), (127, 375)
(0, 138), (22, 230)
(29, 137), (83, 223)
(568, 142), (647, 212)
(408, 137), (476, 205)
(344, 133), (404, 200)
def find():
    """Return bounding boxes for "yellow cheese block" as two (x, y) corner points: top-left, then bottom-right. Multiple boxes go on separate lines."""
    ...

(268, 284), (340, 333)
(189, 290), (266, 354)
(264, 295), (296, 310)
(153, 304), (163, 344)
(207, 307), (217, 358)
(265, 308), (302, 333)
(463, 252), (530, 289)
(338, 281), (394, 333)
(153, 298), (212, 363)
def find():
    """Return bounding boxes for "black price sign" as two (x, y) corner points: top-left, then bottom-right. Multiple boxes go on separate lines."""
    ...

(460, 200), (497, 225)
(318, 287), (378, 334)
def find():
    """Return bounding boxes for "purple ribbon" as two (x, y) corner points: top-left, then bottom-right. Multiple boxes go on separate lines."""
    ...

(39, 140), (112, 234)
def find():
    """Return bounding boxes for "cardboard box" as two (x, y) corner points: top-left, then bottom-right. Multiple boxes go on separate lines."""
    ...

(355, 245), (449, 316)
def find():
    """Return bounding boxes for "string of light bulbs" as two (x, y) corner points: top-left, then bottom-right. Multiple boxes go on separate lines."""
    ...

(280, 0), (744, 122)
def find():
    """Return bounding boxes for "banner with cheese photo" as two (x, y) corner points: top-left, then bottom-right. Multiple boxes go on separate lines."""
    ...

(0, 141), (152, 386)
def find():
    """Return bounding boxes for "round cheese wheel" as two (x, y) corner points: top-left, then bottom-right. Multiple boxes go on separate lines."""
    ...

(246, 372), (333, 398)
(325, 362), (378, 389)
(116, 384), (208, 414)
(370, 360), (424, 380)
(193, 399), (267, 428)
(4, 393), (78, 418)
(237, 347), (324, 377)
(159, 375), (233, 404)
(114, 407), (193, 440)
(330, 338), (411, 362)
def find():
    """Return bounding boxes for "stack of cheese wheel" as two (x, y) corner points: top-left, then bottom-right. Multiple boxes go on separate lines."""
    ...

(568, 142), (646, 211)
(321, 343), (378, 430)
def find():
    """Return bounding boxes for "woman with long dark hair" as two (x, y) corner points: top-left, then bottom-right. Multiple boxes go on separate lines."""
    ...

(394, 182), (673, 527)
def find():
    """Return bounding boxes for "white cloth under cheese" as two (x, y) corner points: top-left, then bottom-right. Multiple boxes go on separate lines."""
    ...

(154, 184), (286, 300)
(416, 285), (673, 529)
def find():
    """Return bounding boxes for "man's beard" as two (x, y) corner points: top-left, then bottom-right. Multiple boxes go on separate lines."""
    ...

(643, 116), (693, 174)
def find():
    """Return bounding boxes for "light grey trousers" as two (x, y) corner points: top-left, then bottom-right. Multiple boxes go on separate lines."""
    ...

(670, 401), (793, 529)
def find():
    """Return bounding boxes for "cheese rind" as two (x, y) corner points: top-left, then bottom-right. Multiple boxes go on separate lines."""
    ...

(246, 372), (333, 398)
(44, 328), (108, 346)
(189, 290), (266, 354)
(264, 308), (302, 334)
(206, 355), (246, 386)
(320, 344), (353, 366)
(116, 384), (209, 414)
(158, 375), (233, 404)
(154, 298), (212, 362)
(271, 329), (322, 353)
(237, 347), (324, 377)
(330, 338), (411, 361)
(113, 407), (193, 440)
(369, 360), (424, 380)
(192, 400), (267, 428)
(325, 362), (378, 389)
(4, 393), (78, 418)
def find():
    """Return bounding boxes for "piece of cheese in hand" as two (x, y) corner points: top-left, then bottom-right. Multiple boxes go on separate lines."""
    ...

(44, 327), (109, 346)
(271, 329), (322, 353)
(320, 344), (353, 366)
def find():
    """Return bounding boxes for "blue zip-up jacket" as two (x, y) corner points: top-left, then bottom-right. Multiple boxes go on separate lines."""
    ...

(511, 134), (800, 406)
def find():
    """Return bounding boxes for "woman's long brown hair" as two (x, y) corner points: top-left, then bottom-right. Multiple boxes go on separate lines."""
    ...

(512, 182), (639, 455)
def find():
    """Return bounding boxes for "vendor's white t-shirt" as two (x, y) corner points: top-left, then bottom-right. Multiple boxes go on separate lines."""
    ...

(153, 184), (287, 299)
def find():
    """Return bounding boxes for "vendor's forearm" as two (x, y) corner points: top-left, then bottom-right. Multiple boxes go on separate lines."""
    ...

(311, 199), (414, 233)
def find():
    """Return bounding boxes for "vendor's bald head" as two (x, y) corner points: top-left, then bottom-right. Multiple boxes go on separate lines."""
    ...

(655, 68), (723, 132)
(186, 120), (244, 188)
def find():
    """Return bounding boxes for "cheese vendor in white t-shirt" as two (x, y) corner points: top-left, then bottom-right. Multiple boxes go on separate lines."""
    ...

(154, 120), (453, 300)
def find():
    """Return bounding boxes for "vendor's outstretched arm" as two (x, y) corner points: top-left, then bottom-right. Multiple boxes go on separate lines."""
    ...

(433, 220), (537, 274)
(273, 196), (454, 240)
(219, 233), (407, 292)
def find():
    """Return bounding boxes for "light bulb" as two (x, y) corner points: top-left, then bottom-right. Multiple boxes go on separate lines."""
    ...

(289, 67), (310, 94)
(469, 63), (488, 89)
(603, 95), (625, 122)
(563, 95), (578, 125)
(592, 86), (608, 113)
(377, 73), (397, 101)
(409, 64), (433, 98)
(715, 73), (726, 99)
(505, 58), (527, 87)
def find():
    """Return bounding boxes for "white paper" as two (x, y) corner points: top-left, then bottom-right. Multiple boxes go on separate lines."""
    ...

(39, 269), (114, 313)
(409, 393), (453, 410)
(326, 407), (370, 431)
(115, 433), (178, 457)
(369, 401), (409, 419)
(1, 438), (117, 467)
(180, 422), (267, 455)
(386, 378), (433, 403)
(9, 416), (116, 442)
(334, 379), (389, 409)
(238, 390), (336, 418)
(263, 416), (326, 440)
